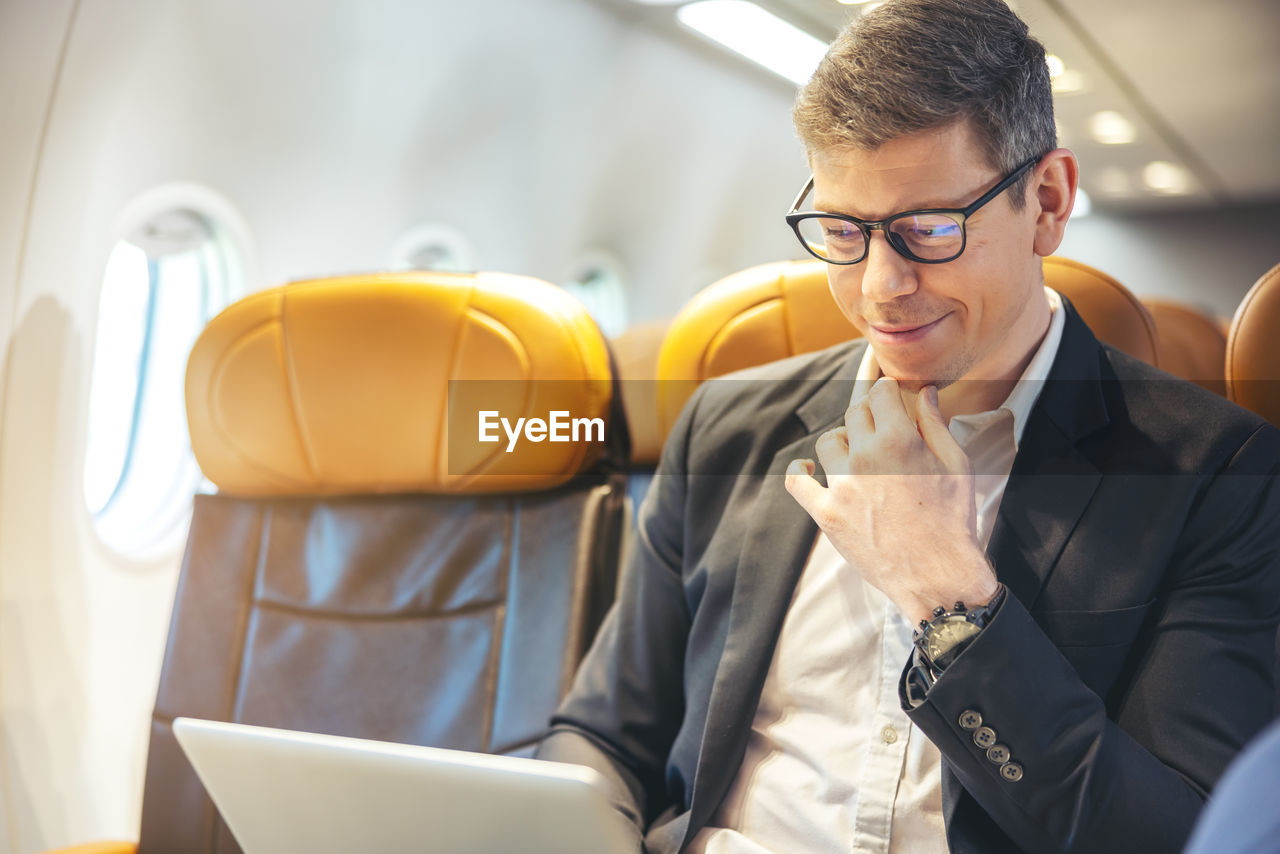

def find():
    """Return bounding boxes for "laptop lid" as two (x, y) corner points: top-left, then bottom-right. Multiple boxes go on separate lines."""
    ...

(172, 717), (637, 854)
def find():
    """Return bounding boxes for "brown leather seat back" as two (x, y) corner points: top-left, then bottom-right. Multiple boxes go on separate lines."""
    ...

(1226, 262), (1280, 709)
(1041, 256), (1158, 366)
(137, 272), (626, 854)
(1227, 261), (1280, 426)
(655, 257), (1158, 440)
(1142, 298), (1228, 395)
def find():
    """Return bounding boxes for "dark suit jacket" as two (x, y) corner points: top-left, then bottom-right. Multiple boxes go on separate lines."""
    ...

(538, 303), (1280, 854)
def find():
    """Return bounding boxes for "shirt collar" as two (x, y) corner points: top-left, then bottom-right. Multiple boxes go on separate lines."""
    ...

(851, 287), (1065, 447)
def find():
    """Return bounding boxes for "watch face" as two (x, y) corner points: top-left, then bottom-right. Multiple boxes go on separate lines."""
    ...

(923, 617), (982, 664)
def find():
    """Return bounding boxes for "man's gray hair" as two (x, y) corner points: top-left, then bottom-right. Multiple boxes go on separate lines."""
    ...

(794, 0), (1056, 208)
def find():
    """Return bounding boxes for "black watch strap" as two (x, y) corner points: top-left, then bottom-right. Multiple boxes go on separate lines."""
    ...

(907, 584), (1007, 704)
(905, 650), (935, 709)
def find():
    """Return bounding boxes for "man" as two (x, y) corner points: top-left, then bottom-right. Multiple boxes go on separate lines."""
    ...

(537, 1), (1280, 852)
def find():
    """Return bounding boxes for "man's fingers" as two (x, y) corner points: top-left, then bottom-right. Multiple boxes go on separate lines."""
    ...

(844, 394), (873, 438)
(916, 385), (970, 472)
(814, 427), (849, 476)
(786, 458), (816, 479)
(784, 458), (823, 511)
(865, 376), (913, 434)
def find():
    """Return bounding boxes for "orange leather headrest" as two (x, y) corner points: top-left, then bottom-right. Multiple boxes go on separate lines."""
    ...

(186, 271), (614, 495)
(1042, 256), (1158, 366)
(654, 260), (857, 437)
(1227, 262), (1280, 425)
(655, 256), (1158, 438)
(1142, 298), (1227, 393)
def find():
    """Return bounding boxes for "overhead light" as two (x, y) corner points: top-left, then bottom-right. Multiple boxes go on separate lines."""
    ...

(1046, 54), (1083, 92)
(677, 1), (828, 86)
(1142, 161), (1192, 195)
(1073, 188), (1092, 218)
(1052, 69), (1085, 94)
(628, 0), (686, 5)
(1089, 110), (1136, 145)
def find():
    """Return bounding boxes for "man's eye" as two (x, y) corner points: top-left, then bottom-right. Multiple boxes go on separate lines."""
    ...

(899, 218), (961, 243)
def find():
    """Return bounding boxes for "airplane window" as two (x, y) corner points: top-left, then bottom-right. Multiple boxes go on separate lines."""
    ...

(84, 208), (239, 556)
(563, 250), (630, 338)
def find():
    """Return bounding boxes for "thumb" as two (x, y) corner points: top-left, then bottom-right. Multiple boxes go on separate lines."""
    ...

(784, 458), (824, 513)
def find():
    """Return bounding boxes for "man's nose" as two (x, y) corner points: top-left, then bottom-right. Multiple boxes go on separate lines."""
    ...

(860, 230), (918, 302)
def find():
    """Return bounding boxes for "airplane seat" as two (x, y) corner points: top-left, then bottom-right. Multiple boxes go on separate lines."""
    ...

(1224, 261), (1280, 711)
(610, 320), (669, 515)
(46, 271), (628, 854)
(1040, 256), (1159, 366)
(656, 256), (1159, 439)
(1226, 261), (1280, 427)
(1142, 298), (1228, 395)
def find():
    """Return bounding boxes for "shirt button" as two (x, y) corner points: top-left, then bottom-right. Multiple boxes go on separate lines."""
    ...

(986, 744), (1011, 765)
(880, 725), (899, 745)
(1001, 762), (1024, 782)
(958, 710), (983, 730)
(973, 726), (997, 749)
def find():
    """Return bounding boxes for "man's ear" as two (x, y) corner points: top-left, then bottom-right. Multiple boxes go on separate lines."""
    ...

(1031, 148), (1079, 257)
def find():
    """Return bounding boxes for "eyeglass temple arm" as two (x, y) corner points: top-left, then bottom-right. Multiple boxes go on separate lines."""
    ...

(788, 176), (815, 214)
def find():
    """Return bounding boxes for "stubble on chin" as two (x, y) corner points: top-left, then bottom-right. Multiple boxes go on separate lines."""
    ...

(876, 352), (970, 393)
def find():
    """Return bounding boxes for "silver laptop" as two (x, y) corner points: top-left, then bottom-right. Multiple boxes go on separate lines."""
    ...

(172, 717), (637, 854)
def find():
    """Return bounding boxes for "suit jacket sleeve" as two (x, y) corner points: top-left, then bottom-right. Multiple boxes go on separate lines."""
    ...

(901, 422), (1280, 854)
(534, 382), (703, 847)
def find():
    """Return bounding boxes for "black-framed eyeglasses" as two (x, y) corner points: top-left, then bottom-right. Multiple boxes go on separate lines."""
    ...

(784, 155), (1041, 265)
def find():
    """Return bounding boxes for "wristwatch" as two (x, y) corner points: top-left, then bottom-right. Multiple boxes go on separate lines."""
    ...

(905, 585), (1006, 707)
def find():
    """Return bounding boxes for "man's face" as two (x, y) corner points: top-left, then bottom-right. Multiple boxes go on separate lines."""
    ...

(811, 122), (1046, 390)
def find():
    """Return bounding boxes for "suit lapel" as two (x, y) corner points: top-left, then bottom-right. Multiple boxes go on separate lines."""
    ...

(683, 347), (861, 840)
(986, 299), (1110, 611)
(986, 416), (1103, 609)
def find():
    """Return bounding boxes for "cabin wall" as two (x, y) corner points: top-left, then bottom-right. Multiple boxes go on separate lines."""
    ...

(0, 0), (78, 432)
(0, 4), (87, 852)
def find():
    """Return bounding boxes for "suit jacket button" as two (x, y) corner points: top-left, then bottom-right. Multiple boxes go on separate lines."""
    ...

(986, 744), (1010, 765)
(973, 726), (997, 749)
(1001, 762), (1024, 782)
(959, 710), (983, 730)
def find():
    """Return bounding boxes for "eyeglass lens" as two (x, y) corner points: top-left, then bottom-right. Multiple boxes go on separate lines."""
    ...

(795, 213), (965, 263)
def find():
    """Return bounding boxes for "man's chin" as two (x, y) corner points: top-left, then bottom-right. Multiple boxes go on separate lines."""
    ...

(879, 374), (958, 393)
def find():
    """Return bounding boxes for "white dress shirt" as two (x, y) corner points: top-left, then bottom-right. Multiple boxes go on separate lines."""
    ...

(687, 288), (1066, 854)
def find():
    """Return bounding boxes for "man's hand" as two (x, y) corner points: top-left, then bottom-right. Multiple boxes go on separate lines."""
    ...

(784, 377), (999, 625)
